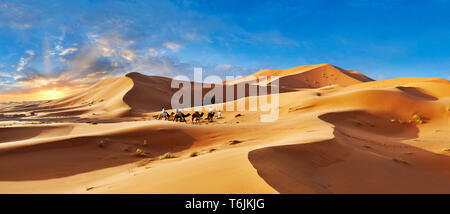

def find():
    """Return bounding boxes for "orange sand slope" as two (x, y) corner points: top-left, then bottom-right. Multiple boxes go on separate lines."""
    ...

(0, 63), (373, 119)
(226, 63), (373, 88)
(0, 63), (449, 193)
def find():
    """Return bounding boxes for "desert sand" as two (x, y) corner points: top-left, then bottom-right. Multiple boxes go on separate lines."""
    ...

(0, 63), (449, 193)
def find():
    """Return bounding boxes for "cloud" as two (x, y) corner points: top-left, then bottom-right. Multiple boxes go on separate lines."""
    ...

(4, 40), (119, 95)
(148, 48), (166, 57)
(25, 50), (35, 56)
(59, 48), (78, 56)
(91, 34), (138, 63)
(0, 1), (42, 29)
(5, 33), (191, 96)
(164, 42), (182, 52)
(0, 79), (8, 86)
(0, 1), (272, 101)
(0, 72), (12, 78)
(13, 75), (23, 80)
(16, 59), (26, 72)
(16, 50), (35, 72)
(1, 28), (263, 100)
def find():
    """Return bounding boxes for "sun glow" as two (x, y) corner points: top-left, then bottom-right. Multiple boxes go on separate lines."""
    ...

(38, 89), (66, 100)
(0, 87), (85, 103)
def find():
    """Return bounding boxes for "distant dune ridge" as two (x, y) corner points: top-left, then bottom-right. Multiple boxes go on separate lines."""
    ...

(3, 63), (374, 117)
(226, 63), (373, 87)
(0, 63), (449, 193)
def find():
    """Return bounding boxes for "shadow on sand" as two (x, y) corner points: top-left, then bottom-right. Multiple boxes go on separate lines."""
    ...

(0, 128), (195, 181)
(248, 110), (450, 193)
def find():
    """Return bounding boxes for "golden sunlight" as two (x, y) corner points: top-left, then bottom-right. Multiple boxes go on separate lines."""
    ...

(38, 89), (66, 100)
(0, 87), (85, 103)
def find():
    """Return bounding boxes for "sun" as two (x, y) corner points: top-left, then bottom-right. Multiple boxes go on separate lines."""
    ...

(38, 89), (66, 100)
(0, 87), (83, 103)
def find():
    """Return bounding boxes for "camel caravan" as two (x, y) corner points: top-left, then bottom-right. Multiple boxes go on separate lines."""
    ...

(152, 106), (222, 124)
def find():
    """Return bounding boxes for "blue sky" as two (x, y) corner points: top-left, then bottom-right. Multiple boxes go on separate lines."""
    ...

(0, 0), (450, 100)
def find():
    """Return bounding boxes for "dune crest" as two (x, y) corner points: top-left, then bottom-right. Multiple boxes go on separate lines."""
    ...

(226, 63), (373, 89)
(5, 63), (372, 118)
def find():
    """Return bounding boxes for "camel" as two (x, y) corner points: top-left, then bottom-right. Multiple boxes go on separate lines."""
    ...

(156, 112), (174, 120)
(164, 112), (175, 120)
(173, 112), (191, 122)
(191, 112), (204, 124)
(206, 111), (215, 122)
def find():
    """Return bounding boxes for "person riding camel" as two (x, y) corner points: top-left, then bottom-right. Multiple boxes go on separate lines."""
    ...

(177, 108), (183, 119)
(158, 106), (167, 120)
(162, 106), (166, 115)
(192, 107), (204, 123)
(206, 107), (215, 122)
(173, 108), (191, 122)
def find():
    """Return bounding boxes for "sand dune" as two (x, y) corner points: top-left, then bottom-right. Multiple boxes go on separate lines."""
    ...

(226, 63), (373, 89)
(0, 63), (448, 193)
(0, 63), (372, 119)
(250, 110), (450, 193)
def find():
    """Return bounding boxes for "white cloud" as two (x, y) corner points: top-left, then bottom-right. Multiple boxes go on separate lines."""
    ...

(55, 45), (63, 51)
(163, 41), (182, 52)
(0, 79), (9, 86)
(59, 48), (78, 56)
(0, 2), (36, 30)
(0, 72), (12, 78)
(148, 48), (166, 57)
(16, 58), (27, 72)
(149, 48), (158, 56)
(91, 35), (137, 62)
(120, 49), (135, 62)
(16, 50), (35, 72)
(25, 50), (34, 56)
